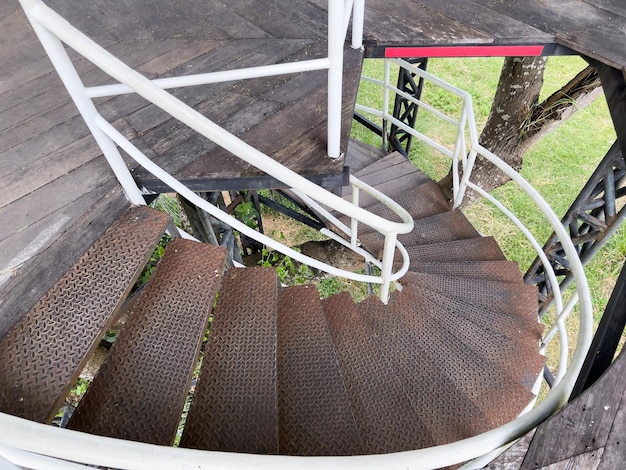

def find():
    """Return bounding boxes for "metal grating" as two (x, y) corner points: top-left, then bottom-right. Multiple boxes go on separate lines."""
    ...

(68, 239), (226, 445)
(277, 285), (362, 456)
(322, 292), (436, 453)
(0, 206), (169, 422)
(180, 267), (279, 454)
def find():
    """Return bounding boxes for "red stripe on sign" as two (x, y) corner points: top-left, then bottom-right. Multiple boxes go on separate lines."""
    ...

(384, 45), (545, 58)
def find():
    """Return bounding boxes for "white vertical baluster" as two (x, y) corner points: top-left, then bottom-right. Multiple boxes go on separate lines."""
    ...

(327, 0), (344, 158)
(21, 3), (145, 206)
(351, 0), (365, 49)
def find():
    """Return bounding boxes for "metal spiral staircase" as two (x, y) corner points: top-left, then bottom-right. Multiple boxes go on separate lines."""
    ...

(1, 174), (544, 456)
(0, 0), (596, 468)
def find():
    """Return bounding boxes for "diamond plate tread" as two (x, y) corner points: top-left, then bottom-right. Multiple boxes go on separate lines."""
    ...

(406, 284), (545, 390)
(338, 180), (450, 235)
(322, 292), (436, 453)
(403, 282), (542, 348)
(357, 295), (482, 444)
(68, 239), (227, 445)
(359, 209), (479, 254)
(360, 291), (535, 442)
(407, 260), (524, 283)
(0, 206), (170, 422)
(390, 288), (536, 430)
(403, 272), (542, 329)
(180, 267), (279, 454)
(397, 236), (506, 264)
(277, 285), (362, 456)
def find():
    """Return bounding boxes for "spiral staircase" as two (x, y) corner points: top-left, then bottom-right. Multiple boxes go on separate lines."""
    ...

(0, 155), (545, 456)
(0, 0), (601, 467)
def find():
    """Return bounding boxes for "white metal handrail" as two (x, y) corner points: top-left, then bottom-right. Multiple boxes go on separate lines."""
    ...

(359, 57), (592, 378)
(354, 57), (594, 467)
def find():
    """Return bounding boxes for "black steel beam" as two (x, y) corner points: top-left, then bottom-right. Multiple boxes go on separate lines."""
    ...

(570, 260), (626, 400)
(525, 141), (626, 312)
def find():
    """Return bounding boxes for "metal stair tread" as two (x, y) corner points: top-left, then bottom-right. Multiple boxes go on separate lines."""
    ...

(338, 152), (431, 209)
(400, 236), (506, 263)
(405, 284), (545, 389)
(180, 267), (279, 454)
(357, 294), (487, 444)
(337, 180), (449, 235)
(407, 260), (524, 283)
(277, 285), (362, 456)
(402, 272), (541, 327)
(67, 239), (227, 445)
(360, 291), (535, 442)
(322, 292), (436, 453)
(0, 206), (170, 423)
(358, 208), (479, 254)
(389, 288), (537, 426)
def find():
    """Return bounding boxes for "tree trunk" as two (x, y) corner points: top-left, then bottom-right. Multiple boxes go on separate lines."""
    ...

(439, 57), (602, 204)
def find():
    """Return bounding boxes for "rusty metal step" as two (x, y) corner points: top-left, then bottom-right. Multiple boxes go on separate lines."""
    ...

(338, 180), (450, 235)
(407, 260), (524, 283)
(402, 272), (540, 326)
(359, 209), (479, 254)
(180, 267), (279, 454)
(398, 236), (506, 264)
(395, 287), (536, 426)
(405, 284), (545, 389)
(357, 294), (481, 445)
(322, 292), (436, 453)
(67, 239), (227, 445)
(277, 285), (361, 456)
(360, 289), (536, 444)
(0, 206), (170, 423)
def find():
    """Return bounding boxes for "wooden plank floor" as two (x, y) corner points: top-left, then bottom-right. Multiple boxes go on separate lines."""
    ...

(488, 348), (626, 469)
(358, 0), (626, 75)
(0, 0), (359, 334)
(41, 0), (362, 192)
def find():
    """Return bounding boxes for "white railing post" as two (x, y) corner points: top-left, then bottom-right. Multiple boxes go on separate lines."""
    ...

(379, 232), (398, 303)
(382, 59), (391, 149)
(20, 2), (145, 206)
(351, 0), (365, 49)
(327, 0), (344, 159)
(351, 185), (360, 248)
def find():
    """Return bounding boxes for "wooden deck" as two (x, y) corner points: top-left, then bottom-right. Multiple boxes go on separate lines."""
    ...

(360, 0), (626, 74)
(489, 348), (626, 469)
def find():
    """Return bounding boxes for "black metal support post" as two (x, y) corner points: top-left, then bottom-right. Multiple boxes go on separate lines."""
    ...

(353, 58), (428, 156)
(570, 259), (626, 400)
(524, 142), (626, 312)
(388, 58), (428, 157)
